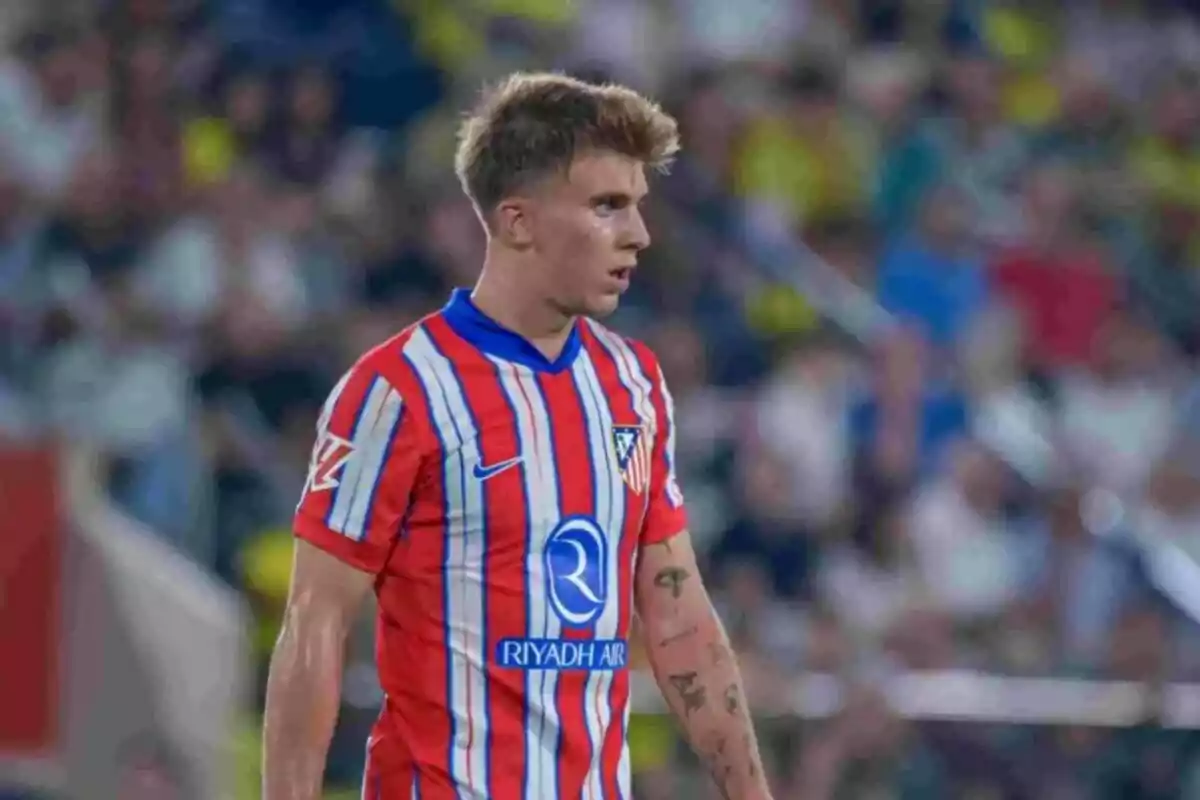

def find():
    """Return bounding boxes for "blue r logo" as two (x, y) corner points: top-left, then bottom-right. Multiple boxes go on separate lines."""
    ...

(544, 516), (608, 628)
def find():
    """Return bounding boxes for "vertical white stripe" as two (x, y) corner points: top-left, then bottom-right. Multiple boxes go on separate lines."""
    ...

(406, 328), (489, 796)
(343, 387), (404, 539)
(655, 365), (684, 508)
(329, 377), (395, 538)
(494, 359), (561, 800)
(518, 364), (563, 800)
(572, 356), (606, 800)
(574, 352), (627, 798)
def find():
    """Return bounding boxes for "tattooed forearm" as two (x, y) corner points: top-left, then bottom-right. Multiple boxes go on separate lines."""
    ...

(643, 605), (769, 797)
(701, 733), (735, 800)
(668, 671), (708, 716)
(658, 624), (699, 648)
(653, 566), (690, 598)
(637, 537), (772, 799)
(679, 664), (765, 799)
(723, 683), (740, 715)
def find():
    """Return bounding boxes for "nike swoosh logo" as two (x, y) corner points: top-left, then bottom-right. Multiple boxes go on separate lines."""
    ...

(472, 457), (523, 481)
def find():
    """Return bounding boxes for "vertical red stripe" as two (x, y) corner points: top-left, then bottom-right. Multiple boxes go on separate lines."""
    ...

(424, 317), (529, 800)
(369, 743), (417, 798)
(580, 333), (646, 798)
(375, 348), (456, 800)
(539, 369), (598, 799)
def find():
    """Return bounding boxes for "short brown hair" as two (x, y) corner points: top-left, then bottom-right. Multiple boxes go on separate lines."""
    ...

(454, 72), (680, 214)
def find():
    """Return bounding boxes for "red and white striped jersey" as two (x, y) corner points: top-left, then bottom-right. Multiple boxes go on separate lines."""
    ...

(294, 289), (688, 800)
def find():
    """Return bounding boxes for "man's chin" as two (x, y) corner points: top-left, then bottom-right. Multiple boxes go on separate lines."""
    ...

(582, 293), (621, 319)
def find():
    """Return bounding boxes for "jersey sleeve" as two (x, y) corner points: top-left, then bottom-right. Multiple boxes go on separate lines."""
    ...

(640, 356), (689, 545)
(293, 364), (423, 575)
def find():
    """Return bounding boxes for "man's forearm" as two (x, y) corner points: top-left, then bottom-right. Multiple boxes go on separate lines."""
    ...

(644, 602), (770, 799)
(262, 616), (345, 800)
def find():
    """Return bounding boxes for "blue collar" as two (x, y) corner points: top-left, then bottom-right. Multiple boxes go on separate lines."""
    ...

(441, 288), (583, 374)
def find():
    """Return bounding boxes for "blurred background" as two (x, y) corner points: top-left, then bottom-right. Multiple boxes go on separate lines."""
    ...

(5, 0), (1200, 797)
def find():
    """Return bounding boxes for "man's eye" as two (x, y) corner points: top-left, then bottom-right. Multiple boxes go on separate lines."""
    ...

(595, 196), (626, 213)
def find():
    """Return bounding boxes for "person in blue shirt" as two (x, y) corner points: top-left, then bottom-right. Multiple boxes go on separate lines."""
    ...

(876, 182), (988, 350)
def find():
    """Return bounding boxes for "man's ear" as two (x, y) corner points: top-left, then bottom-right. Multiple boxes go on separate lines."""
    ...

(493, 197), (534, 248)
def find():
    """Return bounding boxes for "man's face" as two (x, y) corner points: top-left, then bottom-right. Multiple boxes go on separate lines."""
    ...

(521, 151), (651, 319)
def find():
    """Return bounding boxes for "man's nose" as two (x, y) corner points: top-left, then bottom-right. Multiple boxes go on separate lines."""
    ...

(623, 209), (651, 251)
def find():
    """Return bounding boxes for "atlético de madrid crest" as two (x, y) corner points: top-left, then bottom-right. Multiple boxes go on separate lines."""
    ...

(612, 425), (651, 495)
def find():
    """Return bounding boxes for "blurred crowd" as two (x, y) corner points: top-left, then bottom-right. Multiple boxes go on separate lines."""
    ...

(6, 0), (1200, 797)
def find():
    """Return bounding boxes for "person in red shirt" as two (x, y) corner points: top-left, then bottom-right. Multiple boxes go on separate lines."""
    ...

(262, 72), (773, 800)
(991, 163), (1120, 372)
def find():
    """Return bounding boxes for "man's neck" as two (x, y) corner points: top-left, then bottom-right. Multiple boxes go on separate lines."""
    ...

(471, 255), (575, 361)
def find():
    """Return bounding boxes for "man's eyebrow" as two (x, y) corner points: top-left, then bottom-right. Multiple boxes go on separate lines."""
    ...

(590, 191), (631, 204)
(590, 189), (648, 205)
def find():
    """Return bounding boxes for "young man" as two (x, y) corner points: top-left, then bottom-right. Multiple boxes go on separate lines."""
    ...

(263, 72), (773, 800)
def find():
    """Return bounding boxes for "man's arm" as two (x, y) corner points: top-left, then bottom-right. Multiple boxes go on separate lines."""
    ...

(262, 539), (374, 800)
(264, 358), (422, 797)
(635, 530), (772, 800)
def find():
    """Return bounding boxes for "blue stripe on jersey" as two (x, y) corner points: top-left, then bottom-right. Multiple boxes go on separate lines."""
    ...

(400, 350), (458, 796)
(423, 330), (495, 799)
(324, 373), (379, 527)
(422, 347), (476, 797)
(565, 376), (602, 613)
(578, 350), (629, 800)
(530, 375), (567, 791)
(566, 371), (602, 793)
(523, 372), (553, 799)
(359, 402), (406, 542)
(487, 358), (533, 800)
(586, 353), (632, 800)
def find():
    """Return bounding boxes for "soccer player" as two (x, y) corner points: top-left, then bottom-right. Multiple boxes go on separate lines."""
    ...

(263, 72), (773, 800)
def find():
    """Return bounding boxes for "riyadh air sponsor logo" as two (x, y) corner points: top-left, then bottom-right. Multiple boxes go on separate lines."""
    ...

(495, 638), (629, 671)
(544, 515), (608, 628)
(495, 516), (625, 671)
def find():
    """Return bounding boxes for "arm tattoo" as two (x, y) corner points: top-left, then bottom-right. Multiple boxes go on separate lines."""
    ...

(701, 733), (735, 799)
(723, 683), (740, 715)
(658, 624), (700, 648)
(668, 671), (708, 716)
(641, 539), (768, 799)
(653, 566), (690, 599)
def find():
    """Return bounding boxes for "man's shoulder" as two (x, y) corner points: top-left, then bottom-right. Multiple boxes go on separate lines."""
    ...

(349, 311), (452, 376)
(330, 317), (439, 404)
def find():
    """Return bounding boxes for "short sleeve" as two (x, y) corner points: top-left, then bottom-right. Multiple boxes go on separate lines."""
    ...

(640, 358), (688, 545)
(293, 364), (422, 575)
